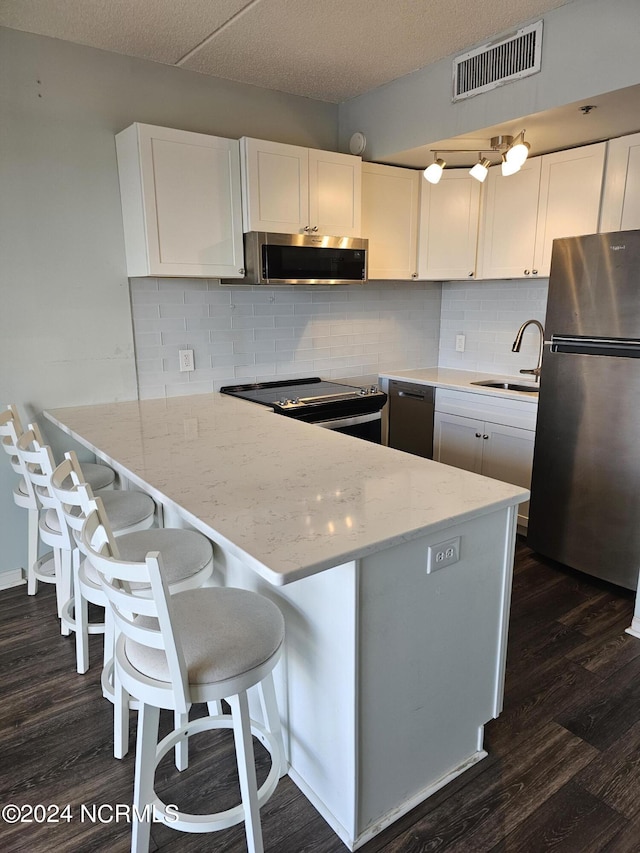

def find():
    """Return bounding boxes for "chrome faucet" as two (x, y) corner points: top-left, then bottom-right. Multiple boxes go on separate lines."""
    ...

(512, 319), (545, 381)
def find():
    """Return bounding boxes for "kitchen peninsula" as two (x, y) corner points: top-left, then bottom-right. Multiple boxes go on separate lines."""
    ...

(45, 392), (527, 851)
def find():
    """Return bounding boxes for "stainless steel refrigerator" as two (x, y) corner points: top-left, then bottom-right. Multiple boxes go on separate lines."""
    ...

(527, 229), (640, 591)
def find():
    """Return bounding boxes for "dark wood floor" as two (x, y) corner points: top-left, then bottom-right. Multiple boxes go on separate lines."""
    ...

(1, 539), (640, 852)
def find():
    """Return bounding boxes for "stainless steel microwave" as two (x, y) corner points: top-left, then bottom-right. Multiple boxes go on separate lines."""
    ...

(224, 231), (368, 285)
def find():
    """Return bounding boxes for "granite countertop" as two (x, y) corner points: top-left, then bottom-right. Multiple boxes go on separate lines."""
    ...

(378, 367), (540, 402)
(45, 393), (527, 586)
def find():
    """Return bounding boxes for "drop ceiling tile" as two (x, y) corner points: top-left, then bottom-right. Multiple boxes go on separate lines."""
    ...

(0, 0), (253, 64)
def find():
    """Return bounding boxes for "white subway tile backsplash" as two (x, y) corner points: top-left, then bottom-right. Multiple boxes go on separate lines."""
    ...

(130, 279), (442, 398)
(439, 279), (548, 375)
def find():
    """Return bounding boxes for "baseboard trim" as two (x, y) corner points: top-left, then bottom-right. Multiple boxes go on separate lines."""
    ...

(0, 569), (26, 591)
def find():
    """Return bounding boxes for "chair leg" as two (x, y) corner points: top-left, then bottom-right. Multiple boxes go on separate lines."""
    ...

(58, 549), (72, 637)
(103, 607), (114, 674)
(258, 674), (286, 778)
(113, 667), (129, 761)
(207, 700), (223, 716)
(74, 557), (90, 674)
(131, 703), (160, 853)
(26, 508), (39, 595)
(229, 692), (264, 853)
(52, 549), (71, 636)
(174, 710), (189, 771)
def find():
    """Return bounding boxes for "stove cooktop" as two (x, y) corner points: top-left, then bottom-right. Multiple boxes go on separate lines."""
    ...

(220, 377), (387, 422)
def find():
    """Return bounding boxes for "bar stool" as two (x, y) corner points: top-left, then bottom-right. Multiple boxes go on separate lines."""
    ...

(82, 498), (286, 853)
(50, 451), (157, 673)
(1, 406), (117, 594)
(0, 407), (39, 588)
(55, 478), (216, 761)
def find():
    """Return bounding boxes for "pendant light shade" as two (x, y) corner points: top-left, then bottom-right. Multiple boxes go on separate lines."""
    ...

(505, 132), (530, 167)
(469, 157), (491, 183)
(501, 154), (520, 176)
(424, 157), (446, 184)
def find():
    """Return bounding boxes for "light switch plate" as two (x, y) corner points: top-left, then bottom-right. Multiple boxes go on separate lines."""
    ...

(455, 334), (466, 352)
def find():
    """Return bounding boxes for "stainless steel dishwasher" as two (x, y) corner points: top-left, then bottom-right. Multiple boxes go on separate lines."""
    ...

(387, 380), (434, 459)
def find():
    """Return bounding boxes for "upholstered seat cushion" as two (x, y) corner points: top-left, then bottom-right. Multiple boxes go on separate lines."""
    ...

(45, 490), (155, 534)
(84, 528), (213, 587)
(81, 462), (116, 491)
(124, 587), (285, 685)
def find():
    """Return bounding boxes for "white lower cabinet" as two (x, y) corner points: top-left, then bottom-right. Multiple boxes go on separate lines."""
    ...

(434, 389), (537, 529)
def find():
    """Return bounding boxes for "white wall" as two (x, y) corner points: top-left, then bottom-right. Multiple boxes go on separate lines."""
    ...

(338, 0), (640, 163)
(0, 27), (337, 576)
(131, 279), (441, 397)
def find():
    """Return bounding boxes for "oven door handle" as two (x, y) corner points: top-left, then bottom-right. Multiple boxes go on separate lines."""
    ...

(313, 411), (381, 430)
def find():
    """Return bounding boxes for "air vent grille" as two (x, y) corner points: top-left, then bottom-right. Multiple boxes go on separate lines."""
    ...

(453, 21), (543, 101)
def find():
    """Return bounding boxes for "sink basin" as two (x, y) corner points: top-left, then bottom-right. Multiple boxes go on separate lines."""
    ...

(471, 380), (539, 393)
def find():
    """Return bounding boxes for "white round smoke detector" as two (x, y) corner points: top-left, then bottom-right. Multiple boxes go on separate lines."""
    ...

(349, 132), (367, 156)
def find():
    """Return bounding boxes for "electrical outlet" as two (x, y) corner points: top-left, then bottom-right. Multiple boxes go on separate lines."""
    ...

(455, 334), (466, 353)
(179, 349), (194, 372)
(426, 537), (461, 573)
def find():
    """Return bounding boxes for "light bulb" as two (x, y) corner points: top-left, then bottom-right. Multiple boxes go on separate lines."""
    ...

(424, 158), (446, 184)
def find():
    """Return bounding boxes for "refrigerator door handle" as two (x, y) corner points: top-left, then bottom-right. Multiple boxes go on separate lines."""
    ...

(550, 334), (640, 358)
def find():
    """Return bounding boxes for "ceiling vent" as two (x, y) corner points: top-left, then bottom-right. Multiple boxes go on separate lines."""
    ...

(453, 20), (543, 102)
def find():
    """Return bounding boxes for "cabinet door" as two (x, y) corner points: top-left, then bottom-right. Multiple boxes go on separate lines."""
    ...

(308, 149), (361, 237)
(117, 124), (244, 278)
(433, 412), (483, 474)
(417, 169), (481, 280)
(600, 132), (640, 232)
(477, 158), (542, 279)
(240, 138), (309, 233)
(534, 142), (606, 276)
(361, 163), (420, 280)
(481, 422), (535, 528)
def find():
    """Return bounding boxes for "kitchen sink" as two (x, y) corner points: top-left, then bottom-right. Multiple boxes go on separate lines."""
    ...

(471, 380), (540, 393)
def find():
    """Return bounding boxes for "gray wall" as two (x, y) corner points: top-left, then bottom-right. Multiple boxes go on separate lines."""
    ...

(0, 27), (337, 577)
(338, 0), (640, 162)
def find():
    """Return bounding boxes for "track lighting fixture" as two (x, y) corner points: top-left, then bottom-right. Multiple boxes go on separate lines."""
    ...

(423, 131), (530, 181)
(424, 157), (446, 184)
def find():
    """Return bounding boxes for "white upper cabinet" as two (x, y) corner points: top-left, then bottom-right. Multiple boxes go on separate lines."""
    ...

(417, 169), (481, 280)
(115, 123), (245, 278)
(600, 132), (640, 232)
(477, 157), (542, 280)
(240, 138), (361, 237)
(533, 142), (607, 275)
(478, 142), (606, 279)
(361, 162), (420, 280)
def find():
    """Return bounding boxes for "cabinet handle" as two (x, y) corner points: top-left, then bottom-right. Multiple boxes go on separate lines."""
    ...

(524, 269), (531, 275)
(475, 432), (482, 438)
(468, 272), (474, 277)
(303, 226), (310, 232)
(532, 269), (538, 275)
(483, 434), (489, 440)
